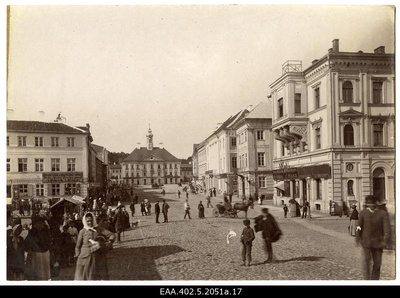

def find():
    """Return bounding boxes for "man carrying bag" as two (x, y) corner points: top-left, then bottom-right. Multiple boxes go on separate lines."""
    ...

(254, 208), (282, 263)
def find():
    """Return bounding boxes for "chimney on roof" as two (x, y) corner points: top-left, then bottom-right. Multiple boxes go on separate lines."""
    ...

(374, 46), (385, 54)
(247, 105), (253, 111)
(215, 122), (223, 131)
(332, 39), (339, 53)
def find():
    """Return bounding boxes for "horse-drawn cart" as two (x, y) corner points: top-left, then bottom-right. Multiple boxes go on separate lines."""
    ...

(212, 199), (253, 219)
(212, 204), (238, 218)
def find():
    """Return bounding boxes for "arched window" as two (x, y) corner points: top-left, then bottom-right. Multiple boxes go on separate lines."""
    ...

(373, 168), (386, 202)
(343, 81), (353, 103)
(344, 124), (354, 146)
(347, 180), (354, 196)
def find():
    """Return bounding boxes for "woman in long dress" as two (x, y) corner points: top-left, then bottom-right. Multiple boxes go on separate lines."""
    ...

(24, 215), (52, 280)
(349, 205), (359, 237)
(74, 212), (115, 280)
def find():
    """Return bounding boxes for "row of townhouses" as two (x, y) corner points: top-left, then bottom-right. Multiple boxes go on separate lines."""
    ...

(192, 39), (395, 215)
(7, 119), (192, 207)
(6, 116), (109, 206)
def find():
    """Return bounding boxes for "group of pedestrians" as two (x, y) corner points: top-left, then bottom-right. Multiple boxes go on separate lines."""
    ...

(279, 194), (392, 280)
(7, 187), (392, 281)
(240, 208), (282, 267)
(154, 200), (170, 223)
(140, 199), (152, 216)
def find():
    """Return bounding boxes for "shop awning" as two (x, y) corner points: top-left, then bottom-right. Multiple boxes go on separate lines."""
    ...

(50, 195), (85, 209)
(274, 181), (285, 191)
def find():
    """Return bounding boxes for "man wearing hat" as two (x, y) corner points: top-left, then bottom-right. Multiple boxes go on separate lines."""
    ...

(356, 195), (391, 280)
(254, 208), (282, 263)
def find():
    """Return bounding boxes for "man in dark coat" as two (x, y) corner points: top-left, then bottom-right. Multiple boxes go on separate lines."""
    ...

(162, 200), (170, 223)
(254, 208), (282, 263)
(356, 195), (391, 280)
(154, 201), (161, 223)
(114, 205), (129, 244)
(129, 202), (135, 218)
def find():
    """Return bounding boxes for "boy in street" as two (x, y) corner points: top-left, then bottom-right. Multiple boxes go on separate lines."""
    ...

(240, 219), (255, 267)
(283, 204), (288, 218)
(206, 195), (213, 208)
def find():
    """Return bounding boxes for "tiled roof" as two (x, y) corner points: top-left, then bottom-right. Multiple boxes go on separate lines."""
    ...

(204, 109), (247, 141)
(91, 143), (105, 152)
(245, 102), (273, 119)
(123, 147), (180, 163)
(7, 120), (87, 134)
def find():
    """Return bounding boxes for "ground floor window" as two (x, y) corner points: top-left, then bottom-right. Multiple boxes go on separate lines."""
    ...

(316, 179), (322, 200)
(52, 184), (60, 196)
(20, 184), (28, 196)
(7, 185), (11, 197)
(36, 184), (45, 196)
(258, 176), (266, 188)
(373, 168), (386, 201)
(65, 183), (76, 195)
(283, 181), (290, 197)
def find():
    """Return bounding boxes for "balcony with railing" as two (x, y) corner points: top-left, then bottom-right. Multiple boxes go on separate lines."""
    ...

(282, 60), (302, 75)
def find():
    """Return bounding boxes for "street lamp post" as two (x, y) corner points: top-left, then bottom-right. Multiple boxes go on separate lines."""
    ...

(307, 176), (312, 219)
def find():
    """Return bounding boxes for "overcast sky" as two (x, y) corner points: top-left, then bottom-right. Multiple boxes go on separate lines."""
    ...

(4, 3), (395, 159)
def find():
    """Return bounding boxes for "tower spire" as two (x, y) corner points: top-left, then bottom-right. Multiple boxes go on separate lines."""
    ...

(146, 124), (154, 150)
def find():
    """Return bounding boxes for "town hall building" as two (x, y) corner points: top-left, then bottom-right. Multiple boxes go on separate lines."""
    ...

(121, 126), (181, 186)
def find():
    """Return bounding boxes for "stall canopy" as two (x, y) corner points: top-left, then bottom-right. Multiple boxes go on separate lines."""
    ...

(50, 195), (85, 209)
(274, 181), (285, 191)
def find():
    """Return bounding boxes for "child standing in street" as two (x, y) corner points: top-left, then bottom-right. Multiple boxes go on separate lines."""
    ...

(283, 204), (288, 218)
(240, 219), (255, 267)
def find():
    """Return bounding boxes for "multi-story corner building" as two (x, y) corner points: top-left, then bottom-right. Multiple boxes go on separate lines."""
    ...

(193, 109), (249, 195)
(121, 126), (181, 186)
(192, 105), (274, 198)
(270, 39), (395, 214)
(6, 119), (93, 205)
(91, 143), (110, 190)
(229, 102), (274, 199)
(180, 157), (193, 183)
(91, 143), (109, 164)
(109, 163), (123, 185)
(192, 142), (207, 190)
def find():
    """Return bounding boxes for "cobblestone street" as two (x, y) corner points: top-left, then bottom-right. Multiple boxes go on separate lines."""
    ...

(55, 184), (396, 283)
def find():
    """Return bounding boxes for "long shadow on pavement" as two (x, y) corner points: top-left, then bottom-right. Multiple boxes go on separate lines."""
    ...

(251, 256), (325, 266)
(108, 245), (186, 280)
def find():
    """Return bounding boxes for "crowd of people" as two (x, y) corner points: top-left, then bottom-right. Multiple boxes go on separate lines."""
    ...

(6, 184), (393, 281)
(6, 195), (133, 281)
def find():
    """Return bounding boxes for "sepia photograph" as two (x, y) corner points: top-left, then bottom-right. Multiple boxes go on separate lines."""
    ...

(2, 0), (397, 287)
